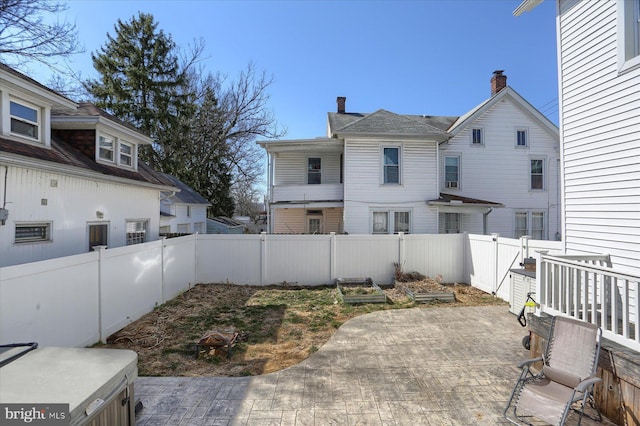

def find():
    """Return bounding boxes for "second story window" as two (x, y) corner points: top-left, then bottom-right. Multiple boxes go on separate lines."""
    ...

(308, 157), (321, 184)
(530, 159), (544, 190)
(10, 99), (39, 141)
(445, 156), (460, 188)
(119, 141), (133, 166)
(471, 128), (483, 145)
(383, 147), (400, 184)
(516, 129), (528, 147)
(99, 135), (114, 162)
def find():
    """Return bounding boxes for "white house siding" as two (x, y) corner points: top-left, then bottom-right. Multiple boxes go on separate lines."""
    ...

(442, 99), (560, 239)
(160, 202), (208, 234)
(273, 151), (342, 185)
(343, 138), (439, 234)
(558, 0), (640, 272)
(0, 165), (160, 267)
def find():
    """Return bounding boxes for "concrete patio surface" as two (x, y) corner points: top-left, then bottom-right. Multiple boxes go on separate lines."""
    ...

(134, 305), (611, 425)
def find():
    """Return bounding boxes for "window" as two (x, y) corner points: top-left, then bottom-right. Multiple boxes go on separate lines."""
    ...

(99, 135), (115, 162)
(394, 211), (410, 233)
(119, 141), (133, 167)
(445, 156), (460, 188)
(10, 100), (39, 140)
(97, 133), (136, 168)
(471, 128), (483, 145)
(194, 222), (205, 234)
(618, 0), (640, 71)
(159, 226), (171, 234)
(516, 129), (528, 147)
(186, 205), (191, 218)
(177, 223), (190, 233)
(383, 147), (400, 184)
(532, 212), (545, 240)
(126, 220), (148, 245)
(514, 211), (545, 240)
(372, 211), (389, 234)
(307, 210), (323, 234)
(372, 210), (410, 234)
(308, 157), (321, 184)
(88, 223), (108, 251)
(15, 223), (51, 243)
(514, 212), (528, 239)
(444, 213), (460, 234)
(530, 159), (544, 190)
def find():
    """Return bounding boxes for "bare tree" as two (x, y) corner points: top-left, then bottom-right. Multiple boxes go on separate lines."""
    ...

(0, 0), (81, 68)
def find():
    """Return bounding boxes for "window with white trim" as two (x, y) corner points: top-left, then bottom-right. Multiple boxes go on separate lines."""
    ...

(97, 132), (136, 169)
(119, 141), (133, 166)
(308, 157), (321, 184)
(515, 211), (545, 240)
(177, 223), (190, 233)
(516, 129), (528, 147)
(471, 128), (483, 145)
(372, 210), (411, 234)
(99, 135), (115, 162)
(382, 146), (400, 184)
(444, 156), (460, 188)
(15, 222), (51, 243)
(618, 0), (640, 71)
(530, 159), (544, 190)
(443, 213), (460, 234)
(10, 99), (40, 141)
(126, 220), (148, 245)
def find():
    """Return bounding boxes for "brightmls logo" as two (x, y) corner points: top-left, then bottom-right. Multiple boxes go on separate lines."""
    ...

(1, 404), (69, 425)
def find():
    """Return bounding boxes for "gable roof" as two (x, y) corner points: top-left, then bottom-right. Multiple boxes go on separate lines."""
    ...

(0, 63), (77, 109)
(447, 86), (558, 138)
(329, 109), (451, 140)
(160, 174), (210, 205)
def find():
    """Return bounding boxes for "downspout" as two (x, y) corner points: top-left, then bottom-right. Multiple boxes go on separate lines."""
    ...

(483, 208), (493, 235)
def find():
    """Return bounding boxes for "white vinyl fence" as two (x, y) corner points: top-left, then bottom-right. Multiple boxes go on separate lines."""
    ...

(0, 233), (566, 348)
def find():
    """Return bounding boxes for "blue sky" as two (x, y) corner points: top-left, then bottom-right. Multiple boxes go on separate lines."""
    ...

(31, 0), (559, 140)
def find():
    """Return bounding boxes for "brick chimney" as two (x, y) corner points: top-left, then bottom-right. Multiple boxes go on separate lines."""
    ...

(337, 96), (346, 113)
(490, 70), (507, 95)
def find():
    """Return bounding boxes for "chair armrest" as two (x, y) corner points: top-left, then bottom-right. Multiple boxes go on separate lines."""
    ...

(576, 377), (602, 392)
(517, 357), (543, 369)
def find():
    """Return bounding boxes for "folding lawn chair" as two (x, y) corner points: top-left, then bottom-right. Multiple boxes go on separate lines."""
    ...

(504, 315), (603, 425)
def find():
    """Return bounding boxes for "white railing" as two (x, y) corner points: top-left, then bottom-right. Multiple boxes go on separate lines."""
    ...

(271, 183), (343, 203)
(538, 253), (640, 352)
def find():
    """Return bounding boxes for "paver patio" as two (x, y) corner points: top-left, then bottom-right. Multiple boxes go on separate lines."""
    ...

(134, 305), (611, 425)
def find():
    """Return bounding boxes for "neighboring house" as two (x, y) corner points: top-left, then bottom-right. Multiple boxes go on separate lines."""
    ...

(259, 72), (560, 238)
(159, 173), (210, 235)
(516, 0), (640, 274)
(0, 64), (177, 267)
(206, 216), (245, 234)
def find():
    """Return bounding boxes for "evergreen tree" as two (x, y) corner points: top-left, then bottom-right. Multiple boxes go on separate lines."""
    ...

(85, 12), (192, 168)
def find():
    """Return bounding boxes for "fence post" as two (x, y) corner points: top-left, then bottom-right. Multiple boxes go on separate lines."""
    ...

(330, 232), (336, 283)
(520, 235), (531, 264)
(537, 250), (548, 314)
(492, 233), (500, 294)
(398, 232), (405, 270)
(260, 232), (267, 286)
(93, 245), (107, 343)
(161, 236), (167, 304)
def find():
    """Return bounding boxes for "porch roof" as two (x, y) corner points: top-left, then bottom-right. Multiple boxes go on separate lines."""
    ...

(428, 193), (504, 213)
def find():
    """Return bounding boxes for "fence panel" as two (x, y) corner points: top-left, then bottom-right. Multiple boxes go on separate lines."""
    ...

(163, 235), (197, 301)
(99, 241), (164, 340)
(403, 234), (465, 283)
(0, 253), (99, 347)
(196, 234), (262, 285)
(334, 235), (400, 285)
(466, 234), (495, 293)
(264, 234), (332, 285)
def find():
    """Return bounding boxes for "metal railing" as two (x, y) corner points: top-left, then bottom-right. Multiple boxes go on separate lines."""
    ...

(538, 253), (640, 351)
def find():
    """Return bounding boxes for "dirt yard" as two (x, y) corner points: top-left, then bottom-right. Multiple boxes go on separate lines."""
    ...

(102, 280), (506, 377)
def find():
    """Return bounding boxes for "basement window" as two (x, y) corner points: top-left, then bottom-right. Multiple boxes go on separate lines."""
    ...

(15, 222), (51, 243)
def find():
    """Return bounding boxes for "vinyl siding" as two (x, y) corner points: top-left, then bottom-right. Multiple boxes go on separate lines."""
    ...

(442, 99), (560, 239)
(343, 138), (439, 234)
(272, 207), (343, 234)
(0, 165), (161, 267)
(159, 202), (208, 233)
(558, 0), (640, 272)
(273, 151), (341, 185)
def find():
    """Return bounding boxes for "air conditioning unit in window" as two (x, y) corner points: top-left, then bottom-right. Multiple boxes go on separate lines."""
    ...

(446, 181), (458, 188)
